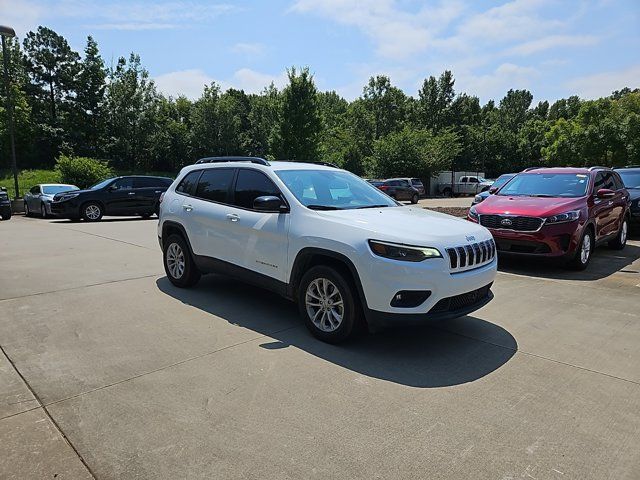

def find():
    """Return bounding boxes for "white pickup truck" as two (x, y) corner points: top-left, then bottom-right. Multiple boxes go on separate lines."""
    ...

(438, 175), (493, 197)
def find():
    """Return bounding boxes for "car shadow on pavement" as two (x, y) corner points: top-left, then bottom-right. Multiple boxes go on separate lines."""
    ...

(48, 217), (157, 224)
(156, 276), (517, 388)
(497, 242), (640, 281)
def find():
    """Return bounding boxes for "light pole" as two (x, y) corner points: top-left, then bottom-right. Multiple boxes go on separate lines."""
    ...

(1, 25), (18, 200)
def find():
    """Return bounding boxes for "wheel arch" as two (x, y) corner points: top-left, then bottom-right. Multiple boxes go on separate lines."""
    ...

(161, 221), (195, 255)
(289, 247), (368, 311)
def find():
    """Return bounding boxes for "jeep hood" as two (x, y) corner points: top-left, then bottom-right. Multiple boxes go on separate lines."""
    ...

(314, 206), (490, 245)
(476, 195), (584, 217)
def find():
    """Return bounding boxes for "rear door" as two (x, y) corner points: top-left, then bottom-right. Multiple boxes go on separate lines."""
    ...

(226, 168), (289, 281)
(399, 179), (412, 200)
(134, 177), (167, 213)
(187, 168), (236, 259)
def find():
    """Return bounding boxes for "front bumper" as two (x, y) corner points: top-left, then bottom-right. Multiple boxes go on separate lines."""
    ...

(479, 220), (584, 258)
(50, 199), (80, 218)
(358, 248), (497, 327)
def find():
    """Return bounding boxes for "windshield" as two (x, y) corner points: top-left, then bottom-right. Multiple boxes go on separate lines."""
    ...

(90, 178), (116, 190)
(618, 170), (640, 189)
(498, 173), (589, 198)
(275, 169), (398, 210)
(42, 185), (78, 195)
(493, 174), (515, 189)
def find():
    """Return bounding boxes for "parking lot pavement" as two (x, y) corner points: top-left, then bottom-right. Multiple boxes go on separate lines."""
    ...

(418, 196), (474, 208)
(1, 215), (639, 479)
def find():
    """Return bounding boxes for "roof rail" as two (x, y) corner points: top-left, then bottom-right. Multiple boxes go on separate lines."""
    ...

(522, 166), (545, 172)
(587, 166), (611, 171)
(195, 156), (270, 166)
(617, 165), (640, 169)
(280, 160), (340, 169)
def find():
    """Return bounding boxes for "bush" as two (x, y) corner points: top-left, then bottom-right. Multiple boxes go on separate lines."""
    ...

(55, 155), (113, 188)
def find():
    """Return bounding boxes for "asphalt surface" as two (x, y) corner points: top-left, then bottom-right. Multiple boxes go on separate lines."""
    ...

(1, 212), (639, 479)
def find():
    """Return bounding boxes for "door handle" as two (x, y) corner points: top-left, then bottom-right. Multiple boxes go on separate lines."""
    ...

(226, 213), (240, 222)
(182, 204), (193, 212)
(155, 190), (162, 193)
(128, 192), (136, 195)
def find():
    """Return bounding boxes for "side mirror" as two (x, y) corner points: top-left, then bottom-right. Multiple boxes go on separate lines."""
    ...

(596, 188), (615, 199)
(488, 186), (498, 194)
(253, 195), (287, 213)
(108, 185), (118, 192)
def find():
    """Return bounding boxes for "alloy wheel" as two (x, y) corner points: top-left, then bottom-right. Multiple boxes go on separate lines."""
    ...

(85, 204), (101, 220)
(580, 233), (591, 264)
(166, 243), (185, 279)
(305, 278), (344, 332)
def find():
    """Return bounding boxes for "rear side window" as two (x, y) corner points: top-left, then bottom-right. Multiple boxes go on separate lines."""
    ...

(176, 171), (201, 195)
(135, 177), (162, 188)
(233, 169), (281, 209)
(612, 173), (625, 190)
(195, 169), (234, 203)
(411, 179), (423, 186)
(112, 178), (134, 190)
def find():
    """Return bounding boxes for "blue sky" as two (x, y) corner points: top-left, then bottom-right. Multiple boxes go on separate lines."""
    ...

(5, 0), (640, 103)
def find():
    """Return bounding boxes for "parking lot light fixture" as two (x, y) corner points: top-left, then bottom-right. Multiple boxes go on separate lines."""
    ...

(1, 25), (19, 200)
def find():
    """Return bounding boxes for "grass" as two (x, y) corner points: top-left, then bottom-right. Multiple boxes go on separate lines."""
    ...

(0, 168), (176, 196)
(0, 169), (62, 195)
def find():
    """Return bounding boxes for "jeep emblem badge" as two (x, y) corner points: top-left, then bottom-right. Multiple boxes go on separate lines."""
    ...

(501, 218), (513, 226)
(466, 235), (476, 242)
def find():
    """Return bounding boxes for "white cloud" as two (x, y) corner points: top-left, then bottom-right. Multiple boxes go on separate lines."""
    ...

(566, 64), (640, 99)
(457, 63), (539, 103)
(0, 0), (43, 36)
(155, 69), (217, 99)
(506, 34), (599, 56)
(88, 22), (177, 31)
(231, 42), (266, 56)
(289, 0), (464, 59)
(154, 68), (288, 99)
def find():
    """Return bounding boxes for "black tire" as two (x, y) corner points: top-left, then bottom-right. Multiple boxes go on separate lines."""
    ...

(608, 217), (628, 250)
(81, 202), (103, 222)
(40, 203), (48, 218)
(140, 213), (153, 219)
(567, 228), (594, 270)
(24, 202), (31, 217)
(163, 234), (201, 288)
(1, 210), (10, 220)
(442, 187), (452, 197)
(297, 265), (361, 343)
(411, 193), (419, 204)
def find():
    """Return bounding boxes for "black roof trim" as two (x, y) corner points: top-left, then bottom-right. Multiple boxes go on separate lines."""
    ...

(195, 156), (270, 166)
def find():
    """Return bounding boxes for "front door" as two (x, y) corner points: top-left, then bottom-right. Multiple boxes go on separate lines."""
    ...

(592, 172), (616, 239)
(104, 178), (137, 214)
(226, 168), (289, 282)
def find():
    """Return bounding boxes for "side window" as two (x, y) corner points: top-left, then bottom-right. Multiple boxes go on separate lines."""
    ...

(112, 178), (134, 190)
(612, 173), (624, 190)
(593, 173), (605, 193)
(195, 168), (234, 203)
(233, 169), (281, 209)
(30, 186), (40, 195)
(134, 177), (157, 189)
(470, 177), (479, 183)
(400, 180), (410, 186)
(161, 178), (173, 187)
(460, 177), (468, 183)
(176, 171), (200, 195)
(602, 172), (615, 190)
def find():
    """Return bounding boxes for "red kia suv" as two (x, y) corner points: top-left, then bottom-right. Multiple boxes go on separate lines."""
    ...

(467, 167), (630, 269)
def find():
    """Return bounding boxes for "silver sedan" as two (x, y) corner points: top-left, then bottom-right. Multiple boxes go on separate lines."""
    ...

(24, 184), (79, 217)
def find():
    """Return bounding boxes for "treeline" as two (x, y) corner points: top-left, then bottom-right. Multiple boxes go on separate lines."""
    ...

(1, 26), (639, 180)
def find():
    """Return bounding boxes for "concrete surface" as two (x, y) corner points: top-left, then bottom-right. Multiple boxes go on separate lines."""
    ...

(1, 215), (639, 479)
(418, 196), (475, 208)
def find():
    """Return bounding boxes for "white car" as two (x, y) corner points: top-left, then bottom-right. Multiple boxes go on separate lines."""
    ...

(158, 157), (497, 343)
(24, 183), (79, 217)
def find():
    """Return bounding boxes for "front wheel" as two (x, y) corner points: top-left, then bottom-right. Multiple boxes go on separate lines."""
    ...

(297, 266), (361, 343)
(568, 228), (593, 270)
(24, 202), (31, 217)
(608, 218), (628, 250)
(1, 210), (10, 220)
(411, 193), (419, 204)
(82, 202), (103, 222)
(40, 203), (48, 218)
(163, 234), (201, 288)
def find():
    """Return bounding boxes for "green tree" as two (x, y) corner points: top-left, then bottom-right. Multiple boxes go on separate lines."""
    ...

(362, 75), (407, 139)
(274, 67), (321, 160)
(418, 70), (456, 131)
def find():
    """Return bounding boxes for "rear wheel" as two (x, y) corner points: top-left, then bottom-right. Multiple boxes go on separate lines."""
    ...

(40, 203), (48, 218)
(568, 228), (593, 270)
(608, 218), (628, 250)
(24, 202), (31, 217)
(297, 265), (360, 343)
(82, 202), (103, 222)
(442, 187), (452, 197)
(411, 193), (419, 204)
(1, 210), (10, 220)
(163, 234), (201, 288)
(140, 213), (152, 219)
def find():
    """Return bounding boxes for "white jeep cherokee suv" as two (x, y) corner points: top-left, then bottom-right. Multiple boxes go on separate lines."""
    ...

(158, 157), (497, 343)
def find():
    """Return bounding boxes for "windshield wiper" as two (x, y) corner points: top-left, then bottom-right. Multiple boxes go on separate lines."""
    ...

(529, 194), (554, 197)
(306, 205), (343, 210)
(353, 204), (390, 209)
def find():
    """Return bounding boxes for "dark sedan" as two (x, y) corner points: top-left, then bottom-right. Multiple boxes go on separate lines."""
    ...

(51, 175), (173, 221)
(0, 187), (11, 220)
(472, 173), (516, 205)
